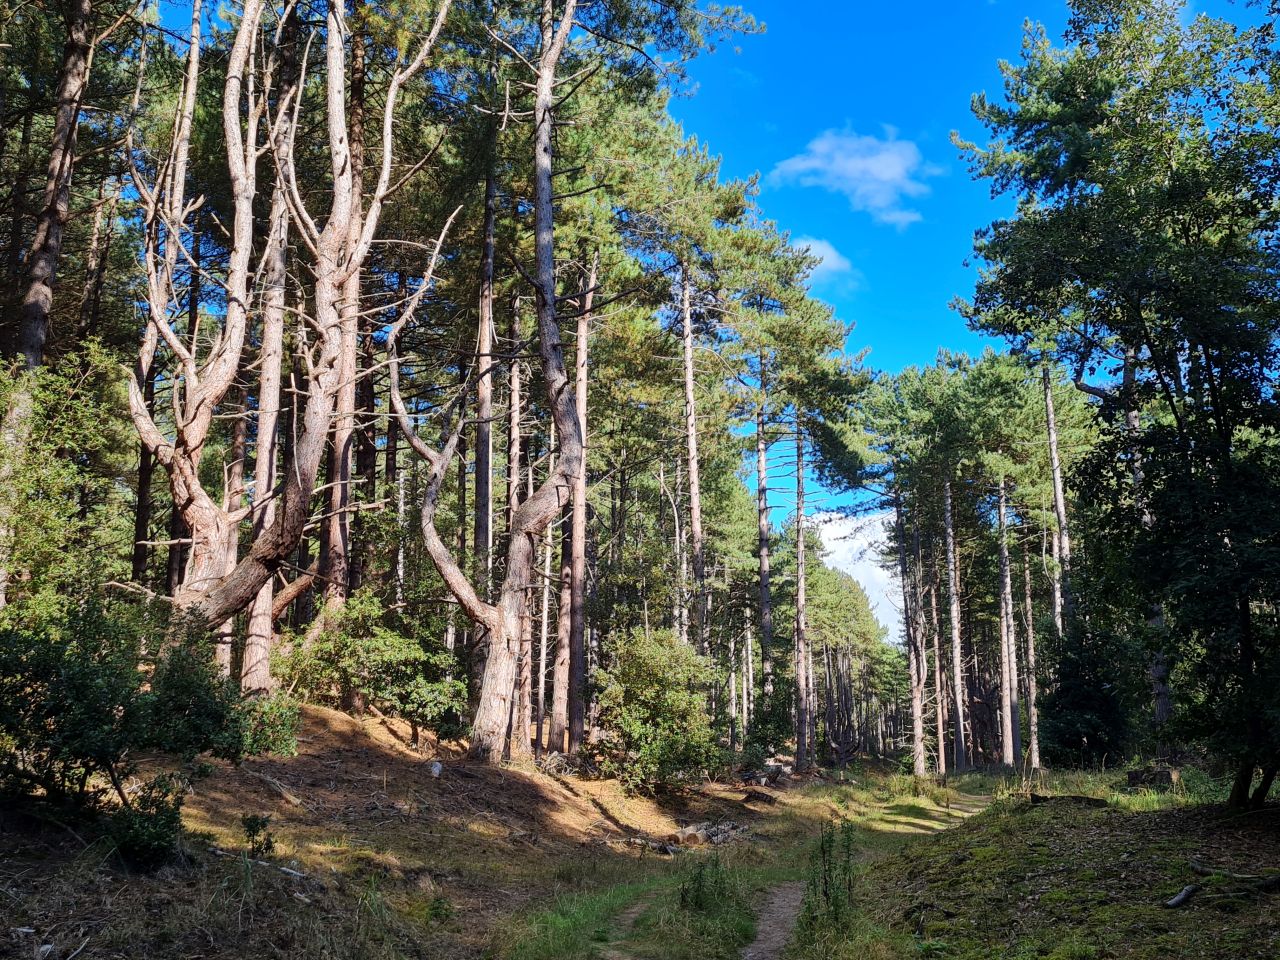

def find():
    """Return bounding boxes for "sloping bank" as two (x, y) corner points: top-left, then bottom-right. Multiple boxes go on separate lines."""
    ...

(792, 785), (1280, 960)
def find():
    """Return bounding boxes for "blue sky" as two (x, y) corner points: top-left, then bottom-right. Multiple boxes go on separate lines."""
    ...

(665, 0), (1253, 633)
(665, 0), (1078, 375)
(666, 0), (1250, 376)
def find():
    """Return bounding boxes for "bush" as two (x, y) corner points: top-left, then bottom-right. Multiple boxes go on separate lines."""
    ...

(0, 597), (159, 800)
(741, 685), (793, 760)
(241, 692), (302, 757)
(796, 819), (860, 942)
(241, 813), (276, 858)
(147, 638), (246, 762)
(595, 630), (721, 792)
(280, 590), (465, 736)
(108, 773), (186, 868)
(0, 597), (268, 866)
(679, 854), (736, 912)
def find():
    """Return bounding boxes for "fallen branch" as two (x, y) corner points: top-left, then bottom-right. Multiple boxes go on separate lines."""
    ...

(242, 768), (303, 807)
(1165, 862), (1280, 909)
(1189, 858), (1260, 881)
(1164, 883), (1202, 908)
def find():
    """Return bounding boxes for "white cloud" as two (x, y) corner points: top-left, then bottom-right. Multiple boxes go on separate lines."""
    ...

(792, 235), (858, 287)
(815, 511), (902, 643)
(770, 127), (939, 228)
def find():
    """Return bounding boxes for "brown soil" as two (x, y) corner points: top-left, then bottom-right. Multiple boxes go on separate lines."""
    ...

(1, 706), (762, 960)
(740, 881), (807, 960)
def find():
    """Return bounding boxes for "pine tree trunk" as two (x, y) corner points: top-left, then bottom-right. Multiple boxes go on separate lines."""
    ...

(567, 257), (593, 754)
(943, 477), (968, 770)
(536, 498), (554, 756)
(1122, 348), (1173, 751)
(17, 0), (93, 368)
(131, 373), (156, 582)
(743, 607), (754, 738)
(242, 239), (284, 687)
(1050, 527), (1064, 640)
(756, 380), (774, 698)
(75, 177), (119, 339)
(728, 621), (739, 751)
(475, 99), (496, 602)
(1023, 542), (1041, 770)
(4, 112), (33, 302)
(218, 396), (248, 675)
(242, 11), (296, 691)
(930, 573), (947, 776)
(1042, 366), (1074, 629)
(161, 0), (364, 630)
(681, 272), (709, 654)
(550, 509), (571, 751)
(467, 0), (582, 763)
(895, 491), (927, 777)
(997, 477), (1020, 766)
(517, 454), (535, 750)
(0, 0), (94, 609)
(794, 429), (810, 771)
(323, 13), (366, 611)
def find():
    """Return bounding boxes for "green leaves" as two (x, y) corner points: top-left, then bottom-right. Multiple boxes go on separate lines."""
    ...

(279, 590), (466, 732)
(595, 630), (721, 792)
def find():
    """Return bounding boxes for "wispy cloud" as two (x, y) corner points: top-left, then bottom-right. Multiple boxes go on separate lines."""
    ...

(792, 235), (862, 289)
(816, 512), (897, 641)
(771, 127), (939, 228)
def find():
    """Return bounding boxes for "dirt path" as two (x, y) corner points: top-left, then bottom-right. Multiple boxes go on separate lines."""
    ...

(740, 881), (806, 960)
(735, 792), (992, 959)
(598, 893), (656, 960)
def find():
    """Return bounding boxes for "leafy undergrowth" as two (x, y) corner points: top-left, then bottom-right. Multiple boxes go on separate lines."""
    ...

(794, 794), (1280, 960)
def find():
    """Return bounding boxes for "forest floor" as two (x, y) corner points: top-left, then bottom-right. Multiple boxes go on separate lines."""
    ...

(1, 707), (1277, 959)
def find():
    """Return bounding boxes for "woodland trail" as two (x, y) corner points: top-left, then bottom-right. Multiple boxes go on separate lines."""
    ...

(734, 791), (992, 960)
(740, 881), (806, 960)
(598, 894), (657, 960)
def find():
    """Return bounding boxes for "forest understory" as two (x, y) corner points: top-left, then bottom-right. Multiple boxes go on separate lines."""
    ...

(3, 705), (1276, 960)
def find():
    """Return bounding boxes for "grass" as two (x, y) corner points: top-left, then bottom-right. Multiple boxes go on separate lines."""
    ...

(504, 880), (659, 960)
(787, 778), (1280, 960)
(13, 705), (1260, 960)
(497, 762), (985, 960)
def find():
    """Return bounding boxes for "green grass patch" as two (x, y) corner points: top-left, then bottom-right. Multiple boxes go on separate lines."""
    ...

(502, 879), (659, 960)
(623, 854), (757, 960)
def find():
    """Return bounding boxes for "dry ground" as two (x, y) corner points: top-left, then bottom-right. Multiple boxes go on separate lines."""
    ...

(1, 706), (786, 959)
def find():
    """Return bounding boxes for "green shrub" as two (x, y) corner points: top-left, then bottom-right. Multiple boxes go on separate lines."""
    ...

(241, 813), (276, 858)
(679, 854), (735, 912)
(280, 589), (465, 736)
(109, 773), (185, 868)
(0, 597), (267, 866)
(741, 685), (793, 759)
(796, 819), (860, 941)
(595, 630), (721, 792)
(240, 692), (302, 757)
(0, 597), (159, 800)
(147, 640), (246, 762)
